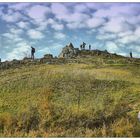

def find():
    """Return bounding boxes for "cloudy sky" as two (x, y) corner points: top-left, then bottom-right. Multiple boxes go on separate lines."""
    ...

(0, 2), (140, 61)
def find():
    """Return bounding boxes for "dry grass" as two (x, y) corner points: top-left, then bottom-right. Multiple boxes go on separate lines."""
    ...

(0, 57), (140, 137)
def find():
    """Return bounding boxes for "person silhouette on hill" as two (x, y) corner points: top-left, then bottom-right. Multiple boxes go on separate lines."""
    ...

(80, 44), (83, 50)
(31, 46), (35, 60)
(89, 44), (91, 50)
(82, 42), (86, 50)
(130, 51), (133, 58)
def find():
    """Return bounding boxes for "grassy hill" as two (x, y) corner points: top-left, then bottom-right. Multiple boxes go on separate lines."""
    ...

(0, 56), (140, 137)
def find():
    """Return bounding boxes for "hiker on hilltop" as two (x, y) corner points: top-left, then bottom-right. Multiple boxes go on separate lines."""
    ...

(89, 44), (91, 50)
(80, 44), (83, 50)
(83, 42), (86, 50)
(130, 51), (133, 58)
(31, 46), (35, 60)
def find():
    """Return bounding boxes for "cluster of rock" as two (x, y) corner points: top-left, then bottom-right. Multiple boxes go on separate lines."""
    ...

(0, 53), (65, 70)
(0, 58), (38, 70)
(58, 42), (121, 59)
(59, 43), (79, 58)
(40, 54), (53, 63)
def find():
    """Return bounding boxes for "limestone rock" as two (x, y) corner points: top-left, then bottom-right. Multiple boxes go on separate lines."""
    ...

(44, 54), (53, 59)
(40, 54), (53, 63)
(59, 43), (79, 58)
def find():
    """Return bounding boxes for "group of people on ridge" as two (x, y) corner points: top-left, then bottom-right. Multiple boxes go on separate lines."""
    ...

(80, 42), (91, 50)
(30, 43), (133, 60)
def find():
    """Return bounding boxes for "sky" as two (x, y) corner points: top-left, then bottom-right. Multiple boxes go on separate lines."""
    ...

(0, 2), (140, 61)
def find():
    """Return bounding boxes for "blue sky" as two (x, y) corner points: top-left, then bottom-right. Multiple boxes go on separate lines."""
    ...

(0, 2), (140, 61)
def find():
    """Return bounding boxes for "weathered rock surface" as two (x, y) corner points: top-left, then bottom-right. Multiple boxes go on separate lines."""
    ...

(59, 43), (79, 58)
(44, 54), (53, 59)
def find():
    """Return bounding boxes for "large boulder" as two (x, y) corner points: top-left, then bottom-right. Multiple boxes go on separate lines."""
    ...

(59, 43), (79, 58)
(40, 54), (53, 63)
(44, 54), (53, 59)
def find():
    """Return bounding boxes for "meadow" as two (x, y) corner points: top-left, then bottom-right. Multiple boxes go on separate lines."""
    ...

(0, 56), (140, 137)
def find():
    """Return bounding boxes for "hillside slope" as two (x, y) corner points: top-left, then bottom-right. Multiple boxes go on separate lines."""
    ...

(0, 56), (140, 137)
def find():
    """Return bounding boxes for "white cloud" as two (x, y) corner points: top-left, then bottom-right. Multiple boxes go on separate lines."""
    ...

(47, 18), (64, 31)
(94, 4), (139, 18)
(51, 3), (89, 25)
(10, 28), (23, 35)
(27, 5), (50, 22)
(86, 3), (113, 10)
(126, 15), (140, 25)
(65, 12), (89, 29)
(86, 17), (106, 28)
(9, 3), (31, 11)
(51, 3), (69, 21)
(117, 35), (139, 44)
(118, 30), (133, 38)
(27, 29), (45, 39)
(3, 33), (23, 43)
(54, 32), (66, 40)
(6, 42), (30, 60)
(106, 41), (119, 53)
(1, 10), (22, 22)
(74, 3), (88, 13)
(52, 24), (64, 31)
(96, 33), (117, 40)
(68, 12), (89, 23)
(3, 33), (14, 39)
(102, 17), (130, 33)
(66, 22), (86, 29)
(135, 27), (140, 36)
(2, 27), (24, 43)
(117, 52), (128, 57)
(36, 21), (48, 31)
(116, 27), (140, 44)
(17, 21), (29, 29)
(38, 47), (51, 54)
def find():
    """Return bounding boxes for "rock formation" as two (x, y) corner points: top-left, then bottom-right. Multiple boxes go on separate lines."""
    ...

(40, 54), (53, 63)
(44, 54), (53, 59)
(59, 43), (79, 58)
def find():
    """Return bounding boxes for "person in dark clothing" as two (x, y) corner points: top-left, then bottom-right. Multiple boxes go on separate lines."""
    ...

(89, 44), (91, 50)
(83, 42), (86, 50)
(80, 44), (83, 50)
(31, 46), (35, 60)
(130, 51), (133, 58)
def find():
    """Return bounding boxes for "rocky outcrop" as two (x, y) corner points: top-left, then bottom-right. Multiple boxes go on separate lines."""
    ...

(40, 54), (53, 63)
(1, 42), (139, 70)
(44, 54), (53, 59)
(59, 43), (79, 58)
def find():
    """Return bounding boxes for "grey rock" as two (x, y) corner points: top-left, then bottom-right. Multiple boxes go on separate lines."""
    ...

(59, 43), (79, 58)
(44, 54), (53, 59)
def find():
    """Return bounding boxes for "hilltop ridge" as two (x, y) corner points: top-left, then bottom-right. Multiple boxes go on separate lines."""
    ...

(0, 43), (140, 137)
(0, 42), (139, 70)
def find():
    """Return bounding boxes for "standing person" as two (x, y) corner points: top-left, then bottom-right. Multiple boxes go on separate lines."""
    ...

(89, 44), (91, 50)
(80, 44), (83, 50)
(130, 51), (133, 58)
(83, 42), (86, 50)
(31, 46), (35, 60)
